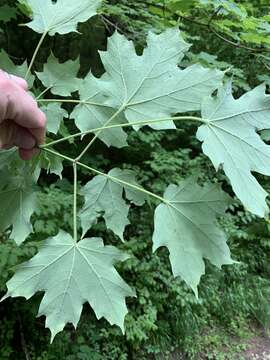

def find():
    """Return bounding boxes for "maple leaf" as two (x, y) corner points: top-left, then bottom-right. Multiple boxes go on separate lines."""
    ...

(40, 103), (68, 134)
(0, 166), (37, 245)
(197, 83), (270, 217)
(80, 168), (146, 240)
(36, 54), (80, 96)
(153, 178), (233, 295)
(20, 0), (101, 36)
(98, 28), (223, 129)
(2, 230), (134, 341)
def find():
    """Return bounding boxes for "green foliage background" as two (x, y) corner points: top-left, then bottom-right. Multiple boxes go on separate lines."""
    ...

(1, 0), (270, 359)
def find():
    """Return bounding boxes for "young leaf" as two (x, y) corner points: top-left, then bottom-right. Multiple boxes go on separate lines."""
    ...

(197, 83), (270, 218)
(70, 73), (128, 148)
(2, 230), (134, 341)
(36, 54), (80, 97)
(80, 168), (146, 240)
(99, 28), (223, 129)
(20, 0), (101, 36)
(0, 50), (35, 87)
(153, 178), (233, 296)
(40, 103), (68, 134)
(0, 167), (37, 245)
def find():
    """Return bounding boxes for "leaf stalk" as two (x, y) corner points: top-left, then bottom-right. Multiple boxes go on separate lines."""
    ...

(41, 147), (168, 204)
(25, 31), (48, 81)
(73, 162), (78, 242)
(40, 115), (204, 149)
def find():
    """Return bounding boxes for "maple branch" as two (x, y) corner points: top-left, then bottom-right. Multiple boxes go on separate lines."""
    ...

(40, 115), (204, 149)
(25, 31), (48, 81)
(41, 148), (167, 204)
(179, 15), (269, 53)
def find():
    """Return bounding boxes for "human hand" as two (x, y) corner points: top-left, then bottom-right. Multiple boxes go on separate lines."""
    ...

(0, 70), (46, 160)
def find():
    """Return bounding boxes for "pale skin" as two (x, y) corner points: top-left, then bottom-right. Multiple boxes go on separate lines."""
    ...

(0, 70), (46, 160)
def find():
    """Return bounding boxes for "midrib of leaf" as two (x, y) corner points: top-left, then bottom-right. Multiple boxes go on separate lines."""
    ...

(53, 246), (76, 322)
(83, 179), (107, 211)
(37, 1), (49, 32)
(209, 122), (270, 161)
(108, 179), (127, 232)
(166, 201), (225, 253)
(206, 125), (265, 204)
(210, 107), (270, 122)
(127, 72), (221, 107)
(170, 199), (225, 204)
(114, 39), (128, 103)
(77, 246), (120, 320)
(44, 2), (95, 33)
(19, 190), (27, 229)
(4, 245), (74, 296)
(124, 44), (173, 105)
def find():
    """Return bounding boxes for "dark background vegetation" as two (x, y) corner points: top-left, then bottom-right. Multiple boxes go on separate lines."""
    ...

(1, 1), (270, 359)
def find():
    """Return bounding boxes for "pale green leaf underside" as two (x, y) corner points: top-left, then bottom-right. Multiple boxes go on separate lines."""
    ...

(41, 102), (68, 134)
(197, 83), (270, 217)
(2, 230), (134, 341)
(21, 0), (101, 36)
(80, 168), (146, 240)
(71, 73), (128, 148)
(153, 178), (233, 295)
(0, 169), (37, 245)
(98, 28), (223, 129)
(36, 54), (80, 96)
